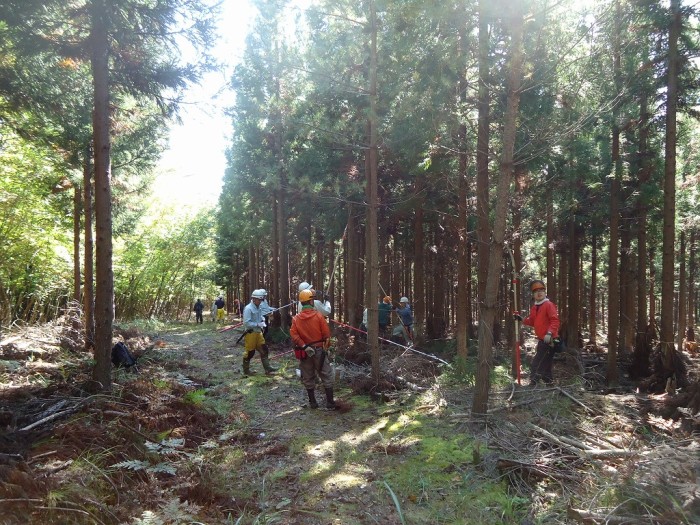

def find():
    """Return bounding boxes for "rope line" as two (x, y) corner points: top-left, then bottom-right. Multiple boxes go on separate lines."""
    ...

(330, 319), (451, 367)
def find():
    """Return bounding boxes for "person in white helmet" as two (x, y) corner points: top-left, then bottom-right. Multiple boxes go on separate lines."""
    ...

(297, 281), (331, 317)
(241, 290), (276, 375)
(394, 296), (414, 342)
(258, 288), (273, 336)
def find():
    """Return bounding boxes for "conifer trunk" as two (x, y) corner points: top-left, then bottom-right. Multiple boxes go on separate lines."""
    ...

(83, 150), (95, 351)
(366, 0), (380, 383)
(607, 0), (622, 385)
(73, 185), (81, 303)
(414, 176), (425, 328)
(90, 0), (114, 391)
(473, 6), (524, 416)
(589, 234), (597, 346)
(660, 0), (680, 374)
(476, 0), (491, 311)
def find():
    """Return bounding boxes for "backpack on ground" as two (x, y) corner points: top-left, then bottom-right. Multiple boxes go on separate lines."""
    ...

(111, 341), (138, 371)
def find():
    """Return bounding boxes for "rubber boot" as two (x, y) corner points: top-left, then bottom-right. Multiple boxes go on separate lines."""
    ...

(307, 389), (318, 409)
(324, 388), (337, 410)
(261, 345), (277, 374)
(243, 358), (255, 376)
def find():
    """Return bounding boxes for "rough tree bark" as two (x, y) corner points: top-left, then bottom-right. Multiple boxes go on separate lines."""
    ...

(660, 0), (680, 376)
(473, 5), (524, 416)
(90, 0), (114, 391)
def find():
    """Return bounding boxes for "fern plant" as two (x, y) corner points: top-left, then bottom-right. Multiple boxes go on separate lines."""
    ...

(111, 437), (189, 475)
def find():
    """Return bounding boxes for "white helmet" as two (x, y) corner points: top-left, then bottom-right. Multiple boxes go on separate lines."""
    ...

(400, 297), (409, 303)
(258, 288), (268, 296)
(298, 281), (312, 292)
(251, 290), (265, 299)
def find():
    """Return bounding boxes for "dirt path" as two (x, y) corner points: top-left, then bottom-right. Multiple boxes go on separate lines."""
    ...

(146, 322), (407, 524)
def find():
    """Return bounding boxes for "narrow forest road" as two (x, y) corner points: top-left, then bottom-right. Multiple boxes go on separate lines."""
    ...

(139, 321), (416, 525)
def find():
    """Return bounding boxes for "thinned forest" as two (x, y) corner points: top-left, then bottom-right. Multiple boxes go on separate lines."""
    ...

(1, 1), (700, 524)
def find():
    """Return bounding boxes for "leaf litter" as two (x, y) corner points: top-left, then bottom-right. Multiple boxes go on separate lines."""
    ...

(0, 317), (698, 524)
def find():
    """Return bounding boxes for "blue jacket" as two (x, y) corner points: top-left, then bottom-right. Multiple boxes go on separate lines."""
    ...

(395, 304), (413, 326)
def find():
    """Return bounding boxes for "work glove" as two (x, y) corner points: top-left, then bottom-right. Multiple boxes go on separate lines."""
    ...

(258, 321), (266, 328)
(543, 332), (553, 345)
(303, 345), (315, 357)
(513, 313), (523, 322)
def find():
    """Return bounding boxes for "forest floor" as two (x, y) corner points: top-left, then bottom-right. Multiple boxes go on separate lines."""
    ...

(0, 313), (699, 525)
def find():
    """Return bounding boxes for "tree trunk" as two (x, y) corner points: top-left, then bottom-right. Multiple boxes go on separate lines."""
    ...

(271, 197), (279, 311)
(306, 220), (313, 282)
(631, 102), (651, 376)
(546, 196), (556, 304)
(366, 0), (380, 383)
(677, 231), (687, 351)
(512, 175), (523, 377)
(316, 227), (325, 291)
(90, 0), (114, 391)
(558, 239), (568, 322)
(620, 218), (634, 355)
(607, 0), (622, 385)
(414, 176), (425, 328)
(689, 231), (696, 328)
(456, 22), (469, 365)
(345, 206), (361, 326)
(473, 6), (524, 417)
(660, 0), (680, 373)
(589, 234), (597, 346)
(567, 219), (580, 351)
(476, 0), (491, 312)
(83, 148), (95, 351)
(73, 185), (82, 303)
(277, 183), (290, 328)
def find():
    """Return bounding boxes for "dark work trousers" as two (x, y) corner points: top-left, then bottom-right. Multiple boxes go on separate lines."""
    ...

(530, 340), (555, 384)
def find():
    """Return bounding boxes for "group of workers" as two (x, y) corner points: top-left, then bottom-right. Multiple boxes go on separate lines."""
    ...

(192, 296), (231, 325)
(201, 274), (561, 411)
(235, 281), (414, 410)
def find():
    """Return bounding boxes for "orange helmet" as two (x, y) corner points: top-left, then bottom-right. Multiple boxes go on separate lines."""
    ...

(530, 280), (546, 292)
(299, 289), (314, 302)
(383, 296), (391, 304)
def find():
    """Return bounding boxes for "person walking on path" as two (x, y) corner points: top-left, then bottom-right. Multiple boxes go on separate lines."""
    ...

(291, 289), (337, 410)
(242, 290), (277, 376)
(193, 299), (204, 324)
(394, 297), (414, 342)
(215, 296), (226, 325)
(515, 279), (561, 386)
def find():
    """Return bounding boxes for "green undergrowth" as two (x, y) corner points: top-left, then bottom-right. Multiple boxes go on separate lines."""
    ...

(372, 407), (528, 525)
(106, 322), (536, 524)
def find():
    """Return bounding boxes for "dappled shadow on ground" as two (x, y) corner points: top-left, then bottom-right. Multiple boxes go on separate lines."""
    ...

(1, 320), (699, 524)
